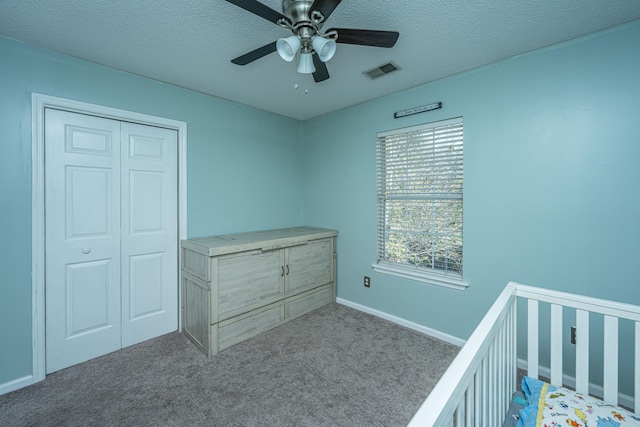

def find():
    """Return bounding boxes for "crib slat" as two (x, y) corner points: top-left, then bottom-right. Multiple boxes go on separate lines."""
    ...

(456, 399), (464, 427)
(511, 302), (518, 394)
(503, 318), (510, 420)
(481, 358), (488, 426)
(496, 325), (506, 418)
(575, 309), (590, 395)
(550, 304), (563, 386)
(488, 344), (495, 426)
(466, 379), (474, 427)
(633, 322), (640, 413)
(496, 333), (502, 425)
(506, 305), (512, 397)
(603, 315), (618, 405)
(509, 303), (517, 396)
(474, 369), (481, 427)
(528, 299), (539, 379)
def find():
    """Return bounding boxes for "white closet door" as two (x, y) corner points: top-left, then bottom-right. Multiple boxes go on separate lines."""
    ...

(45, 109), (179, 373)
(45, 109), (123, 373)
(121, 122), (178, 346)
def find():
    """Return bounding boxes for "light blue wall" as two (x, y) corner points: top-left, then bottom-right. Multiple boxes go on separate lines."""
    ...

(302, 20), (640, 387)
(0, 36), (303, 385)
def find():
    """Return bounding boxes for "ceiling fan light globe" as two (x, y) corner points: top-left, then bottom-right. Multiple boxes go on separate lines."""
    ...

(276, 35), (301, 62)
(312, 36), (336, 62)
(297, 52), (316, 74)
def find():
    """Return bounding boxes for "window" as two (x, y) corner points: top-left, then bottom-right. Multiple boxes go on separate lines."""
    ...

(373, 117), (467, 290)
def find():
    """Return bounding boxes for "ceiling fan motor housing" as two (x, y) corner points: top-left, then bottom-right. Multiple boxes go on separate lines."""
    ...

(282, 0), (317, 26)
(281, 0), (323, 52)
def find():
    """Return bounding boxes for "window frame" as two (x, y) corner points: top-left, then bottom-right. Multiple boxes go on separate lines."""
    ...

(373, 117), (469, 290)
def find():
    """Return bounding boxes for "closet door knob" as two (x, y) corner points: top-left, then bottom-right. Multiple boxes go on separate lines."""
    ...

(281, 266), (285, 277)
(82, 248), (91, 254)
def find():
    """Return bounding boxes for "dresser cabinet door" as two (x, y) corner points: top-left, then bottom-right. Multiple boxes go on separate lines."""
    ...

(217, 249), (284, 320)
(286, 238), (333, 294)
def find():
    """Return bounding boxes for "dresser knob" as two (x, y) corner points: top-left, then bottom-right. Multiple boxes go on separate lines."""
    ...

(82, 248), (91, 254)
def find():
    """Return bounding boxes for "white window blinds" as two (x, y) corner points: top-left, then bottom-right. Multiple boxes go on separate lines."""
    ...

(376, 117), (463, 276)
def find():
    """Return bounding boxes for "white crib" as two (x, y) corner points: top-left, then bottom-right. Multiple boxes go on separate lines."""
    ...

(408, 281), (640, 426)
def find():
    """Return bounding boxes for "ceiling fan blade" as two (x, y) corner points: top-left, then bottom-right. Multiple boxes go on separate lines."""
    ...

(330, 28), (400, 48)
(231, 41), (277, 65)
(224, 0), (290, 25)
(310, 0), (343, 22)
(312, 53), (330, 82)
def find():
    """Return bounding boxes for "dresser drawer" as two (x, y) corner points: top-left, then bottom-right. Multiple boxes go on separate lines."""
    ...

(218, 305), (283, 351)
(285, 285), (333, 320)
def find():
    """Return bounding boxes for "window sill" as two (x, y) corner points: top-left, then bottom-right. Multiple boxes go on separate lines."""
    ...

(371, 262), (469, 291)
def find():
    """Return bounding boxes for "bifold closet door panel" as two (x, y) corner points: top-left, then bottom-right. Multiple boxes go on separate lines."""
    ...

(120, 122), (178, 347)
(44, 109), (123, 373)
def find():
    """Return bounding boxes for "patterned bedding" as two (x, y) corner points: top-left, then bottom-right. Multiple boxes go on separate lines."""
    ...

(516, 377), (640, 427)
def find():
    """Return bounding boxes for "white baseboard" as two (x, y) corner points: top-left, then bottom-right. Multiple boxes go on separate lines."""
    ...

(517, 358), (634, 410)
(0, 374), (36, 396)
(336, 297), (466, 347)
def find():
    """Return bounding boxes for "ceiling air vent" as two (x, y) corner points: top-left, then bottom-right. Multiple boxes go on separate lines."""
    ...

(363, 62), (400, 79)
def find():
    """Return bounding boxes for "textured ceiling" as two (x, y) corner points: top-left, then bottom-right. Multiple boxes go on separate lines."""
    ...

(1, 0), (639, 120)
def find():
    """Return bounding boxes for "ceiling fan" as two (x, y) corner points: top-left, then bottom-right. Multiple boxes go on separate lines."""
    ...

(225, 0), (400, 82)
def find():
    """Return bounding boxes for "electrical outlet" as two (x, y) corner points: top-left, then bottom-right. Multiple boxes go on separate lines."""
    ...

(571, 326), (576, 345)
(364, 276), (370, 288)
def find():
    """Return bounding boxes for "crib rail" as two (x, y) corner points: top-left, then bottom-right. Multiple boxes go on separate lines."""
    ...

(408, 281), (640, 427)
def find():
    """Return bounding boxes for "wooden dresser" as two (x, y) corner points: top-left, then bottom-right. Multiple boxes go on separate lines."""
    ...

(180, 227), (337, 357)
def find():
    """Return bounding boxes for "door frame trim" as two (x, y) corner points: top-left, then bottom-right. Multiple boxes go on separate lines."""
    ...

(31, 93), (188, 385)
